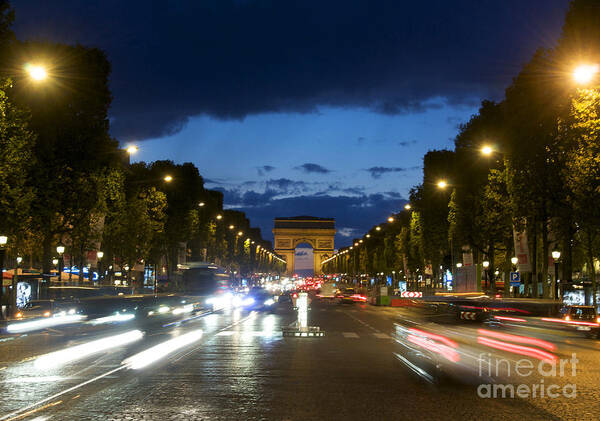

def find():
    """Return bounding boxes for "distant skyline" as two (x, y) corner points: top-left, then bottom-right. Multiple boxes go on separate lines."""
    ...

(12, 0), (571, 246)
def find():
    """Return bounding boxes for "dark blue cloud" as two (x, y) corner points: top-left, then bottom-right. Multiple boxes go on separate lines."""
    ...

(398, 140), (417, 147)
(294, 163), (331, 174)
(365, 166), (407, 179)
(256, 165), (276, 176)
(12, 0), (569, 141)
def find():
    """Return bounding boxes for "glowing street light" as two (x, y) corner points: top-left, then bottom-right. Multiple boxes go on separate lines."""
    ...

(511, 256), (518, 265)
(573, 64), (599, 85)
(437, 180), (448, 189)
(126, 145), (138, 154)
(366, 234), (371, 238)
(198, 202), (205, 207)
(26, 64), (47, 81)
(237, 231), (243, 236)
(375, 226), (381, 231)
(387, 217), (395, 223)
(482, 261), (490, 268)
(216, 214), (223, 220)
(481, 145), (493, 156)
(404, 204), (411, 210)
(456, 262), (463, 268)
(229, 225), (235, 230)
(163, 175), (173, 183)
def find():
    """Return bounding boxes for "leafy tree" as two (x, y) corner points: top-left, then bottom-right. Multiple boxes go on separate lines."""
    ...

(0, 79), (36, 254)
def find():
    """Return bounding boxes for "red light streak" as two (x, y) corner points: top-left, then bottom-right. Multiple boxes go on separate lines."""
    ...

(478, 328), (556, 351)
(407, 334), (461, 363)
(477, 336), (557, 363)
(541, 317), (599, 327)
(493, 315), (527, 323)
(409, 328), (458, 349)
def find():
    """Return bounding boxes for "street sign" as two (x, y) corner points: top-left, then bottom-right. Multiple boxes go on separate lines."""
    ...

(400, 291), (422, 298)
(510, 271), (520, 286)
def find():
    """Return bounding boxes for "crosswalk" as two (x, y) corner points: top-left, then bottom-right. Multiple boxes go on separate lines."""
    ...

(213, 330), (392, 340)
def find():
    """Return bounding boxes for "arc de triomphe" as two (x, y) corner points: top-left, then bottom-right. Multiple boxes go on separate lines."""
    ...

(273, 216), (335, 276)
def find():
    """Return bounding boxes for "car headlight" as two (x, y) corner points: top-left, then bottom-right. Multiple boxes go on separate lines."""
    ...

(243, 297), (255, 306)
(68, 308), (77, 315)
(264, 298), (275, 306)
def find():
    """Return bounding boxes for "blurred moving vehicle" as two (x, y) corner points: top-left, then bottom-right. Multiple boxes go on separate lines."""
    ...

(339, 288), (367, 304)
(17, 299), (79, 319)
(317, 282), (339, 299)
(558, 305), (600, 337)
(243, 287), (277, 311)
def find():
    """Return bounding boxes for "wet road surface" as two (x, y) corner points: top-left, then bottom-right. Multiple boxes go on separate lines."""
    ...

(1, 298), (600, 420)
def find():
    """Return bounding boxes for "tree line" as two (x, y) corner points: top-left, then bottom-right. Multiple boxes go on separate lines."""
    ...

(324, 0), (600, 300)
(0, 2), (285, 287)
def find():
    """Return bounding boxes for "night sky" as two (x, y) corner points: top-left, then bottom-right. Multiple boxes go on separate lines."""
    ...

(13, 0), (570, 247)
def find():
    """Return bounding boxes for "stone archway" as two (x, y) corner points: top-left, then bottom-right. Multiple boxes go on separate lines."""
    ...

(273, 216), (335, 276)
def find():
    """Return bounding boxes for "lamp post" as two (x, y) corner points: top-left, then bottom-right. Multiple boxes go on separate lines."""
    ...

(552, 250), (561, 300)
(56, 245), (65, 284)
(482, 260), (490, 292)
(0, 235), (7, 319)
(97, 251), (104, 284)
(11, 256), (23, 317)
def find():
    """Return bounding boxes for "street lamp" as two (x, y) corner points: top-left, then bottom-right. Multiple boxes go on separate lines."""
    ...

(482, 260), (490, 291)
(229, 225), (235, 230)
(97, 251), (104, 283)
(126, 145), (138, 154)
(52, 258), (59, 266)
(163, 175), (173, 183)
(216, 214), (223, 220)
(456, 262), (463, 268)
(573, 64), (598, 85)
(56, 244), (65, 284)
(481, 145), (493, 156)
(26, 64), (47, 81)
(552, 250), (561, 300)
(198, 202), (205, 207)
(404, 204), (411, 210)
(511, 256), (519, 266)
(16, 256), (22, 265)
(437, 180), (448, 189)
(387, 216), (395, 223)
(375, 226), (381, 231)
(0, 235), (7, 319)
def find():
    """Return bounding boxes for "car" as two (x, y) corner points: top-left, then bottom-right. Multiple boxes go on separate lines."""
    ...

(244, 287), (277, 311)
(558, 305), (600, 337)
(339, 288), (367, 304)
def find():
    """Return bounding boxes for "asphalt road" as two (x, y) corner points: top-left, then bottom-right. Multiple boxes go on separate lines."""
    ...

(1, 298), (600, 420)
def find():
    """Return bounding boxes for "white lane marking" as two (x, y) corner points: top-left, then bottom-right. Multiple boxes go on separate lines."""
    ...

(343, 311), (382, 333)
(393, 352), (435, 384)
(342, 332), (359, 338)
(0, 365), (126, 421)
(0, 310), (229, 421)
(373, 333), (391, 339)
